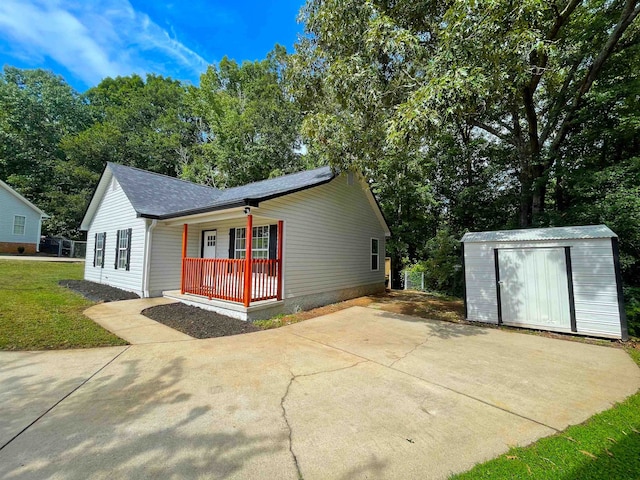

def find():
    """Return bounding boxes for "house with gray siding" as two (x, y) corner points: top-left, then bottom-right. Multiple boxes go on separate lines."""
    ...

(81, 163), (390, 320)
(0, 179), (48, 254)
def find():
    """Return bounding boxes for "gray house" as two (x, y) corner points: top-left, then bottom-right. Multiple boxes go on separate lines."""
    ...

(81, 163), (390, 320)
(0, 179), (48, 254)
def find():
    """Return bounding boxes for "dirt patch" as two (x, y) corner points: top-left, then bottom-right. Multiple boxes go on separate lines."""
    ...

(368, 290), (465, 323)
(59, 279), (140, 302)
(255, 290), (466, 329)
(142, 302), (261, 339)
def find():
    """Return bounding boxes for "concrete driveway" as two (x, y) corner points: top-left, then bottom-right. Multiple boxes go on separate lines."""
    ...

(1, 306), (639, 479)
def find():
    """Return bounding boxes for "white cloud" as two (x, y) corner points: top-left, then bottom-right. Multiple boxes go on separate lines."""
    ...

(0, 0), (209, 86)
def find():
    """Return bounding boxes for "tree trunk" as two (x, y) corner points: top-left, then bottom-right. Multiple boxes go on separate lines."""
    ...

(530, 164), (547, 221)
(519, 175), (533, 227)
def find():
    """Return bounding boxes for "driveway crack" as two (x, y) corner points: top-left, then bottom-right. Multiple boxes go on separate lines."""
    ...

(389, 332), (431, 367)
(280, 360), (367, 480)
(281, 370), (303, 480)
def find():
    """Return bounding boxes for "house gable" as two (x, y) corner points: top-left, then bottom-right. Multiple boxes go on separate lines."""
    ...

(0, 179), (47, 249)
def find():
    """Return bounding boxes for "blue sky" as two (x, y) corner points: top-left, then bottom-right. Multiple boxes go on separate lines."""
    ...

(0, 0), (305, 91)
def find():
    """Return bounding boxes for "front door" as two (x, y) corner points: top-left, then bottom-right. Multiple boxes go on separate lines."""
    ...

(202, 230), (217, 258)
(498, 247), (572, 330)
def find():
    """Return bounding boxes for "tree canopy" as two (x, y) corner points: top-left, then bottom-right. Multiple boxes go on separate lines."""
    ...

(183, 46), (310, 188)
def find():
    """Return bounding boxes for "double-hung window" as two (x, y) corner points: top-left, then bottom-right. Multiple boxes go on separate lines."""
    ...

(94, 232), (106, 268)
(115, 228), (132, 270)
(371, 238), (380, 271)
(13, 215), (26, 235)
(234, 226), (270, 259)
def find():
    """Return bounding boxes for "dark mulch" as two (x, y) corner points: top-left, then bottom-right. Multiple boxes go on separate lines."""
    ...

(142, 303), (261, 339)
(59, 279), (140, 302)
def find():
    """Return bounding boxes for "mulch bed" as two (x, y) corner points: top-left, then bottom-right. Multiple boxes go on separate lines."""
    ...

(141, 303), (261, 339)
(59, 279), (140, 302)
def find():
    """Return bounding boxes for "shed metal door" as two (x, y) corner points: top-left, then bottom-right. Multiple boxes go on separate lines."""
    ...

(498, 248), (571, 330)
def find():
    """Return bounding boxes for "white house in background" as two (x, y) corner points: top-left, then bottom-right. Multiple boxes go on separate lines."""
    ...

(81, 163), (390, 320)
(461, 225), (628, 340)
(0, 179), (48, 254)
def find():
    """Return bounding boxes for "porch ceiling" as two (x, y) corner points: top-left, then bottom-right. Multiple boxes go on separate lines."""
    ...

(162, 207), (279, 226)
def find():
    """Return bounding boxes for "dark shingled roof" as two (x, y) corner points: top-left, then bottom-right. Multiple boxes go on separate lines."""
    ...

(108, 163), (221, 218)
(108, 162), (335, 219)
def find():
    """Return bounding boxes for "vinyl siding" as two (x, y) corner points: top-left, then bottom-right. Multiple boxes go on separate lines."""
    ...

(0, 185), (42, 247)
(84, 178), (146, 296)
(464, 238), (622, 338)
(147, 223), (184, 295)
(258, 173), (386, 299)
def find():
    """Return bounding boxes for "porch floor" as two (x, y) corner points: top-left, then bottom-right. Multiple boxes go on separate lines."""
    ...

(163, 290), (284, 321)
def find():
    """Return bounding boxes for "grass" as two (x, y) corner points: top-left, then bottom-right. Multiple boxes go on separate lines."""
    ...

(0, 261), (127, 350)
(451, 346), (640, 480)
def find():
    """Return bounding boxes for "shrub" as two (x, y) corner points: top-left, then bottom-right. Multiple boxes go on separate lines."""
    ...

(624, 286), (640, 337)
(403, 228), (464, 297)
(423, 228), (463, 297)
(17, 246), (25, 254)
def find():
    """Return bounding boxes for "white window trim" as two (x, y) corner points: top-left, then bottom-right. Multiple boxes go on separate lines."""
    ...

(235, 226), (270, 259)
(13, 215), (26, 236)
(371, 238), (380, 271)
(116, 229), (129, 270)
(95, 233), (105, 268)
(235, 227), (247, 259)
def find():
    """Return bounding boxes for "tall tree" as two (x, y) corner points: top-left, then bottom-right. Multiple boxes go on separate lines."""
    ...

(184, 46), (307, 187)
(0, 66), (92, 236)
(62, 74), (198, 177)
(296, 0), (639, 225)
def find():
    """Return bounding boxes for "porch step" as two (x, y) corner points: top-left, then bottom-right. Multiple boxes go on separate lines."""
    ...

(162, 290), (284, 322)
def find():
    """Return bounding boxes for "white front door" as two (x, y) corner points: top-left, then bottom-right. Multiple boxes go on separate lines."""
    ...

(202, 230), (217, 258)
(498, 248), (572, 330)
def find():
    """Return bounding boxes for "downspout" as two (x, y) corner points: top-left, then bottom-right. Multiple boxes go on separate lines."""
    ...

(36, 215), (43, 252)
(142, 219), (157, 298)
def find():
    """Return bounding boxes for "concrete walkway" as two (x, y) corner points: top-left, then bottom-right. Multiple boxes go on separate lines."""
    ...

(1, 306), (639, 479)
(84, 298), (193, 344)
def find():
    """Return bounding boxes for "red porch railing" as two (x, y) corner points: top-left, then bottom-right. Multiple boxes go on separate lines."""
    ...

(181, 258), (280, 304)
(180, 218), (284, 307)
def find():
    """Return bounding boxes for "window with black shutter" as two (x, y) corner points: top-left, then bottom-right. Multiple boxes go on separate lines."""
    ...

(94, 232), (106, 268)
(115, 228), (132, 271)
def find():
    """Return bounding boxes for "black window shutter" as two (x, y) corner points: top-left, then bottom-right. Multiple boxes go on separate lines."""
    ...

(114, 230), (120, 269)
(125, 228), (132, 271)
(229, 228), (236, 259)
(269, 224), (278, 260)
(101, 233), (106, 268)
(93, 233), (98, 267)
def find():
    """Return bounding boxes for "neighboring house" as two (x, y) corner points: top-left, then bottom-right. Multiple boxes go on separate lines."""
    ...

(0, 179), (48, 254)
(81, 163), (390, 320)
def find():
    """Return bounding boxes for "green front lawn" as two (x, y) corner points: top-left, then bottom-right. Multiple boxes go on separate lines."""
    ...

(0, 260), (127, 350)
(452, 347), (640, 479)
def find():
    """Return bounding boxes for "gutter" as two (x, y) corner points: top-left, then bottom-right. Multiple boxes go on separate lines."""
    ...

(142, 219), (157, 297)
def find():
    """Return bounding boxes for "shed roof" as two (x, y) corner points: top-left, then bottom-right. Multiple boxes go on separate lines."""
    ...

(460, 225), (617, 243)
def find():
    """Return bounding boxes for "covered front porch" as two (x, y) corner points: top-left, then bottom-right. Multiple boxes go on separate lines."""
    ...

(175, 212), (284, 311)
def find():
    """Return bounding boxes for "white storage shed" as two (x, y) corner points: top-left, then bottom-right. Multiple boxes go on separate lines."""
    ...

(461, 225), (628, 340)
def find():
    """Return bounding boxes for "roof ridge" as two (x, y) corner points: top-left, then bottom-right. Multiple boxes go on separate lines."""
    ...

(107, 162), (219, 192)
(220, 165), (332, 193)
